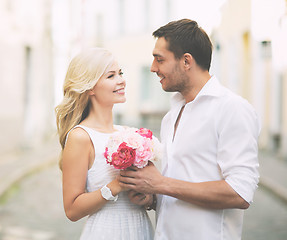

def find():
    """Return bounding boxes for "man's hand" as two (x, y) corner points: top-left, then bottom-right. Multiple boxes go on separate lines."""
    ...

(119, 161), (163, 194)
(121, 161), (249, 210)
(128, 190), (153, 207)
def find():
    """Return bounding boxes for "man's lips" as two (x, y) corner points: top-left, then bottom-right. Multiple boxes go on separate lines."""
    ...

(159, 76), (165, 83)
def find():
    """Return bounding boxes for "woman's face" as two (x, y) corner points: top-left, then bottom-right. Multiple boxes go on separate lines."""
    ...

(91, 61), (126, 106)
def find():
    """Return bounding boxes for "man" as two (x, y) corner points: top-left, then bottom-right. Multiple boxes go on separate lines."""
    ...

(119, 19), (260, 240)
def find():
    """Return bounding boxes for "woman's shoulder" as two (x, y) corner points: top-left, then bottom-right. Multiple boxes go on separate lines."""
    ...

(66, 126), (91, 146)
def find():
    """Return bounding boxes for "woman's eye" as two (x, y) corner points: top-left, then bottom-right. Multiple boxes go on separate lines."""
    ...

(119, 71), (124, 76)
(107, 74), (114, 79)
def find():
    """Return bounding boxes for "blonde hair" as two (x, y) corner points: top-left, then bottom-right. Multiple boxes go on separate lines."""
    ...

(55, 48), (115, 168)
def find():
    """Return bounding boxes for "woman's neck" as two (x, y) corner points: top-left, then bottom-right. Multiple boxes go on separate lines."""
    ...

(81, 103), (115, 133)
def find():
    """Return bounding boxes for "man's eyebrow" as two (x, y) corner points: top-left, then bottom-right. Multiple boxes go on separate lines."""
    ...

(153, 54), (163, 57)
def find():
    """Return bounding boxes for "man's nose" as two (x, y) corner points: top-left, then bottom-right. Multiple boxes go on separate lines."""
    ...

(150, 60), (158, 73)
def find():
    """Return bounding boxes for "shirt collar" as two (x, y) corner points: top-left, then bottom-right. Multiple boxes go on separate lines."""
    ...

(170, 92), (185, 108)
(170, 75), (223, 107)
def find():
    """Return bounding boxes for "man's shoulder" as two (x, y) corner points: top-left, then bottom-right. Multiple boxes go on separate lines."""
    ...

(217, 88), (260, 129)
(219, 86), (255, 111)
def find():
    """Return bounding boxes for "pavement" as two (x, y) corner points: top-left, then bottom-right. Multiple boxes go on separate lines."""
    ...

(258, 150), (287, 204)
(0, 136), (287, 205)
(0, 135), (60, 199)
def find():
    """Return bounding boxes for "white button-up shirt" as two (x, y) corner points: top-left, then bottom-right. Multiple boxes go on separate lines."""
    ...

(155, 76), (260, 240)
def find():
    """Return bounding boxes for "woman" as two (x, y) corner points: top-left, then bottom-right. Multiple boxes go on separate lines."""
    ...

(55, 48), (154, 240)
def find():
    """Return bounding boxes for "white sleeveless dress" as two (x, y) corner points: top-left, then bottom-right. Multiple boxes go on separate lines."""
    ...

(69, 125), (154, 240)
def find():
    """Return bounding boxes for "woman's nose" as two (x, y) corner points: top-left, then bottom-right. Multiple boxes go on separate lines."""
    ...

(117, 75), (125, 85)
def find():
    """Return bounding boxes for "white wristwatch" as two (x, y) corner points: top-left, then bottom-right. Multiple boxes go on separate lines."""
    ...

(101, 185), (118, 201)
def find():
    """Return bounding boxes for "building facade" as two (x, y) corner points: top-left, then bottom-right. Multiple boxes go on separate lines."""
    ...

(0, 0), (53, 152)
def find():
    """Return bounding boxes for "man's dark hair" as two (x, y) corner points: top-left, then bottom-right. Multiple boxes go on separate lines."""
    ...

(153, 19), (212, 71)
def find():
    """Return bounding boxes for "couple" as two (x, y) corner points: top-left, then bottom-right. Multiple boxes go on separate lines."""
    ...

(55, 19), (260, 240)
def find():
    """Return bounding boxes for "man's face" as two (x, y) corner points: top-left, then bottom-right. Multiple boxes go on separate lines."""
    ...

(151, 37), (188, 93)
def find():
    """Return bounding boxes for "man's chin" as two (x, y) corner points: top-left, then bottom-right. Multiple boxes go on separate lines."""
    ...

(161, 85), (176, 92)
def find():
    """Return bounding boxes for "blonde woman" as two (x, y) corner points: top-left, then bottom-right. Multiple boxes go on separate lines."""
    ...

(55, 48), (154, 240)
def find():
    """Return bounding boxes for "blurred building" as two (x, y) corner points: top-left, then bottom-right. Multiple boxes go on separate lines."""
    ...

(1, 0), (287, 160)
(212, 0), (287, 159)
(0, 0), (54, 152)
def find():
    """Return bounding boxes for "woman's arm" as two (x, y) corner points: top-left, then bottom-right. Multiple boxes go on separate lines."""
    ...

(62, 128), (124, 222)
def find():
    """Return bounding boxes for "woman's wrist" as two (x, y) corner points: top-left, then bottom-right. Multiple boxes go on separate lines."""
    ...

(145, 194), (157, 211)
(107, 179), (122, 196)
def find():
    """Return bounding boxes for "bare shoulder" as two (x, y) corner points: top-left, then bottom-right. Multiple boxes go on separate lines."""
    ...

(63, 127), (92, 167)
(66, 127), (91, 146)
(62, 128), (92, 178)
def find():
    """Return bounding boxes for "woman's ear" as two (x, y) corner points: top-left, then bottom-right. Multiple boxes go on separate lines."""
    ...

(88, 90), (95, 96)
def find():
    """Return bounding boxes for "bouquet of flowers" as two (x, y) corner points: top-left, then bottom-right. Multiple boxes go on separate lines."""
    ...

(104, 127), (162, 170)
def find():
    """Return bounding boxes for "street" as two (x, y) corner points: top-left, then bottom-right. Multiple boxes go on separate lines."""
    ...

(0, 163), (287, 240)
(0, 162), (85, 240)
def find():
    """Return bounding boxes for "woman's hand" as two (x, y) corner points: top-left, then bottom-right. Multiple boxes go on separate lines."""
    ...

(107, 176), (129, 196)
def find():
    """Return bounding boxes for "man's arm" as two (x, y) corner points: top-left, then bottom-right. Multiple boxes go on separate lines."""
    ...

(119, 162), (249, 209)
(121, 94), (260, 210)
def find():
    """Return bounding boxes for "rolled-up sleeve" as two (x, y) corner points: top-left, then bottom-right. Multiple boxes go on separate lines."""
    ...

(217, 98), (261, 204)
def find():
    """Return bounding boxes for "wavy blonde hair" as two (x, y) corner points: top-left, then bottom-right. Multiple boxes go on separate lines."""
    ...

(55, 48), (115, 168)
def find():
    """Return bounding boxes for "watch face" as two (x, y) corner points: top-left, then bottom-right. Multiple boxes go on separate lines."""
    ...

(101, 185), (117, 201)
(102, 187), (111, 198)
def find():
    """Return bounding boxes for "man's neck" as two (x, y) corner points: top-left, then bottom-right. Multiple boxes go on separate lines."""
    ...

(181, 71), (211, 103)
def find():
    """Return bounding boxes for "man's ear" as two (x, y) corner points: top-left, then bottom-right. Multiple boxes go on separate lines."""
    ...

(183, 53), (193, 70)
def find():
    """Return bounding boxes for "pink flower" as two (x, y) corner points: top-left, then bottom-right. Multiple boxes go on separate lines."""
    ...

(136, 128), (153, 139)
(125, 131), (143, 149)
(104, 147), (109, 159)
(134, 139), (153, 168)
(104, 127), (162, 170)
(107, 142), (135, 169)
